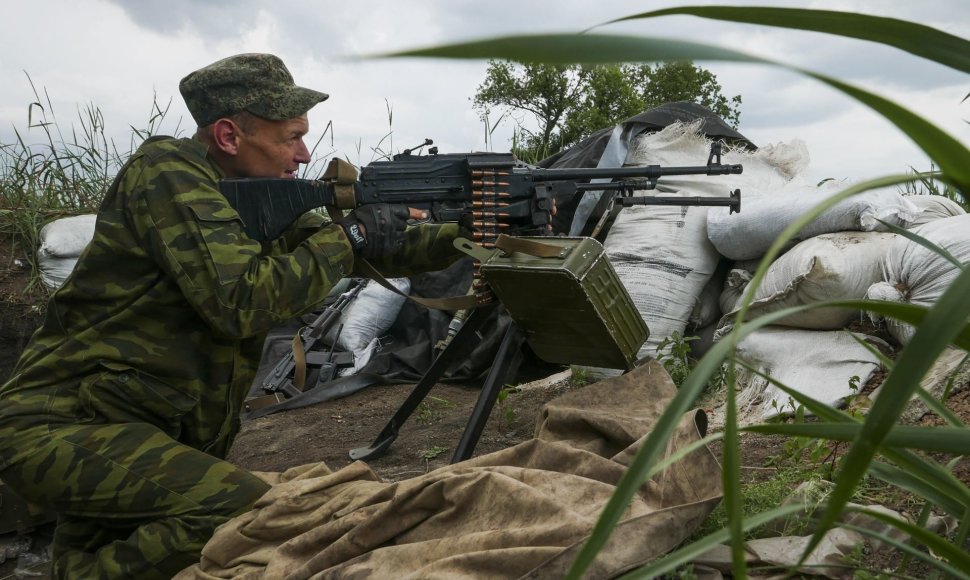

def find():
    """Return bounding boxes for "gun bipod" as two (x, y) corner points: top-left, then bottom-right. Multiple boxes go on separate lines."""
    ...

(348, 301), (505, 462)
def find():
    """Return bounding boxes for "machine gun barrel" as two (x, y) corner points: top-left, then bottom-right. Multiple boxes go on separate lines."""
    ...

(528, 162), (742, 182)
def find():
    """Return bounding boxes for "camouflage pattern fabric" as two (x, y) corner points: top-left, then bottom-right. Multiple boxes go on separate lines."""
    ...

(0, 422), (270, 579)
(0, 135), (462, 578)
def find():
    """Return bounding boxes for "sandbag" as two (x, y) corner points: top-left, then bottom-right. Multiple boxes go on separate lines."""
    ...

(707, 185), (918, 261)
(607, 201), (720, 360)
(38, 214), (96, 258)
(719, 267), (752, 315)
(689, 264), (726, 330)
(713, 327), (887, 426)
(866, 213), (970, 344)
(37, 214), (97, 289)
(900, 194), (966, 228)
(597, 123), (802, 361)
(327, 278), (410, 352)
(717, 231), (896, 334)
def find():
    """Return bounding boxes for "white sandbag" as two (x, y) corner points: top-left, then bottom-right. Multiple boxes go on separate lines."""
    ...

(37, 214), (97, 290)
(715, 327), (886, 426)
(38, 214), (96, 258)
(866, 214), (970, 344)
(338, 337), (380, 377)
(577, 124), (808, 377)
(717, 232), (896, 333)
(900, 195), (966, 228)
(707, 184), (918, 261)
(39, 255), (82, 289)
(607, 201), (720, 359)
(328, 278), (410, 352)
(623, 120), (808, 201)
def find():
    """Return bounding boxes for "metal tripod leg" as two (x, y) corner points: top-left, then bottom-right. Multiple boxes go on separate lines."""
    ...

(348, 302), (498, 461)
(450, 321), (525, 463)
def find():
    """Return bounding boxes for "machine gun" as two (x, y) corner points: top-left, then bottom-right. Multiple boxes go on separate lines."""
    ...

(217, 141), (742, 243)
(224, 141), (744, 460)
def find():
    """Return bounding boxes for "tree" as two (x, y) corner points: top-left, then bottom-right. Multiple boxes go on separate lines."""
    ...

(473, 61), (742, 162)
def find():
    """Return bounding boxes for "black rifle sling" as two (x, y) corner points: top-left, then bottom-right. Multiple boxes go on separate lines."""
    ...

(244, 372), (386, 418)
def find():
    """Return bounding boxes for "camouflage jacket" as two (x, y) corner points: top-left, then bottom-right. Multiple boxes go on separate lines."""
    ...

(0, 136), (461, 462)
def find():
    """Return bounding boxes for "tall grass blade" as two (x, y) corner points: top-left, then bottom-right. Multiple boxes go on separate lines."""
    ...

(600, 7), (970, 75)
(840, 522), (968, 579)
(848, 506), (970, 572)
(744, 423), (970, 455)
(619, 504), (810, 579)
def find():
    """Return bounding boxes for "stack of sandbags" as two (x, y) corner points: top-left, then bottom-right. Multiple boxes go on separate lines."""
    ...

(900, 194), (966, 228)
(37, 214), (97, 289)
(599, 121), (809, 364)
(708, 185), (965, 422)
(715, 232), (897, 339)
(866, 213), (970, 344)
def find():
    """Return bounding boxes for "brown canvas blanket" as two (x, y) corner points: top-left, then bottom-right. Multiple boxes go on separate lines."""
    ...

(176, 359), (722, 579)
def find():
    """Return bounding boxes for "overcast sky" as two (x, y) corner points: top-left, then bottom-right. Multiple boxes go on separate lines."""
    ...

(1, 0), (967, 185)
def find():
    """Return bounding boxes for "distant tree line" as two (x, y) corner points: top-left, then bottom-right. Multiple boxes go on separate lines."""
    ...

(473, 60), (742, 162)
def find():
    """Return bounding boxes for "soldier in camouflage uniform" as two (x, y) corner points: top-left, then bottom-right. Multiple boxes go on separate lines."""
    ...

(0, 53), (463, 579)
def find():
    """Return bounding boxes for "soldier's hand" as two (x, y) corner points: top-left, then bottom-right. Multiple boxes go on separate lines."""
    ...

(340, 204), (413, 260)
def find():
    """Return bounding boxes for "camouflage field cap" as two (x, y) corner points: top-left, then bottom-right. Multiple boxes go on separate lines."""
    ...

(179, 53), (328, 127)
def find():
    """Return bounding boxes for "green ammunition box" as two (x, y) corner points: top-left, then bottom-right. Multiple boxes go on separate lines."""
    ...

(457, 236), (649, 370)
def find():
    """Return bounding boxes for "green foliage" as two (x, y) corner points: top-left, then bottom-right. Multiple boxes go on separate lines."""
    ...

(422, 445), (449, 460)
(496, 385), (519, 428)
(568, 365), (595, 387)
(472, 60), (740, 162)
(766, 376), (869, 481)
(416, 395), (455, 424)
(692, 465), (818, 541)
(898, 166), (968, 212)
(657, 331), (726, 392)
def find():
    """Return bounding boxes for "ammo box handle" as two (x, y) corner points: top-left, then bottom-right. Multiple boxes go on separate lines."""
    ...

(454, 235), (569, 261)
(494, 234), (569, 259)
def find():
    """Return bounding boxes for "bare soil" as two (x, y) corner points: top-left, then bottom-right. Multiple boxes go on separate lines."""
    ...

(1, 233), (969, 578)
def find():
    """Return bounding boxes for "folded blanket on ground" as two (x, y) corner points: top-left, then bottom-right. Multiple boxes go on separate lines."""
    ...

(176, 360), (721, 580)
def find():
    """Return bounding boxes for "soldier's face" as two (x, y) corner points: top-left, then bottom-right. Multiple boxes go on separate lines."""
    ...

(233, 114), (311, 179)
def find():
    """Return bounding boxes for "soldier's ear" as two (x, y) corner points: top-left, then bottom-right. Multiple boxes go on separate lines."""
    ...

(211, 118), (241, 156)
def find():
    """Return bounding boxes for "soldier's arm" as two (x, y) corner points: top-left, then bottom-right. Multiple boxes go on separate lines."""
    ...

(126, 156), (355, 339)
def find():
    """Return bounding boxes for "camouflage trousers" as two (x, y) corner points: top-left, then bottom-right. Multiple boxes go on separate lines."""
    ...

(0, 421), (270, 579)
